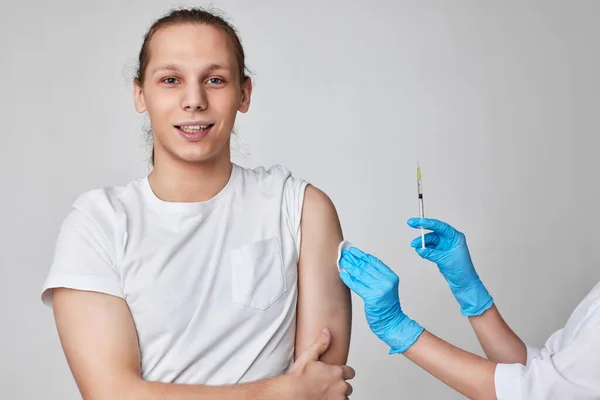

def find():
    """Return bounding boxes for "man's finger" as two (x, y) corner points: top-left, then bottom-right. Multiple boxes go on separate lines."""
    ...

(297, 327), (331, 363)
(346, 382), (354, 396)
(341, 365), (356, 380)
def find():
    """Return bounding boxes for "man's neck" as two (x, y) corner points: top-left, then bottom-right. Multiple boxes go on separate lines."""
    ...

(148, 151), (233, 203)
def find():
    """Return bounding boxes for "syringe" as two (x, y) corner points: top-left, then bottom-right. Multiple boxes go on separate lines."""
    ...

(417, 162), (425, 249)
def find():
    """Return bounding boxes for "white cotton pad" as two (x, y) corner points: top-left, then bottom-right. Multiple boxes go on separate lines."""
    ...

(336, 240), (352, 272)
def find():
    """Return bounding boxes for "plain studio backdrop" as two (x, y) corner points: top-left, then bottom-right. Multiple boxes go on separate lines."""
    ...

(1, 0), (599, 398)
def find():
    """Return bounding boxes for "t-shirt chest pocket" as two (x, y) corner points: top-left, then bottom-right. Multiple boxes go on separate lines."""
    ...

(230, 237), (287, 310)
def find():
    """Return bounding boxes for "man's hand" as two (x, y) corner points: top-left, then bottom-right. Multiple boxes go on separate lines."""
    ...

(288, 327), (355, 399)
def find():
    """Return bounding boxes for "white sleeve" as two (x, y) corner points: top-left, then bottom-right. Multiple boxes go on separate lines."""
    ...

(282, 173), (309, 257)
(41, 208), (124, 307)
(494, 327), (600, 399)
(524, 344), (543, 366)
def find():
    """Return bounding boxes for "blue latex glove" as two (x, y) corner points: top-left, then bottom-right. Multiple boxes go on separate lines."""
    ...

(407, 218), (494, 317)
(339, 246), (424, 354)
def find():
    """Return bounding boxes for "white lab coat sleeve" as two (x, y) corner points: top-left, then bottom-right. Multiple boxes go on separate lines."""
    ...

(494, 327), (600, 399)
(525, 344), (543, 366)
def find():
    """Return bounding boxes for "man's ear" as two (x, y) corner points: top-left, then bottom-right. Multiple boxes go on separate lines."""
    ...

(238, 77), (252, 113)
(133, 80), (147, 113)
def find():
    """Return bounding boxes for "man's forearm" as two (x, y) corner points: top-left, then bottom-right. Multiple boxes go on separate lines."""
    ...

(123, 375), (293, 400)
(468, 304), (526, 364)
(403, 330), (497, 400)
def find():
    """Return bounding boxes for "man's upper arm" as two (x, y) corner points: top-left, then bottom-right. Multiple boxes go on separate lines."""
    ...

(294, 184), (352, 364)
(52, 288), (142, 399)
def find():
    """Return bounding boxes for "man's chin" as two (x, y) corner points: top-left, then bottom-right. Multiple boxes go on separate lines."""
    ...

(154, 135), (231, 166)
(174, 146), (229, 165)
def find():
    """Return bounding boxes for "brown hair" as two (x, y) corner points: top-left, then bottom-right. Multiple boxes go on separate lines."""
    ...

(135, 7), (250, 164)
(135, 7), (249, 86)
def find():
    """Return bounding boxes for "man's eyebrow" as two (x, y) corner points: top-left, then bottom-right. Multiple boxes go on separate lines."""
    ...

(207, 63), (228, 71)
(151, 63), (230, 75)
(151, 64), (181, 75)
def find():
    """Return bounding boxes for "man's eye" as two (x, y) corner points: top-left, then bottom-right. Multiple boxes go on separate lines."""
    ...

(207, 77), (223, 85)
(162, 77), (179, 84)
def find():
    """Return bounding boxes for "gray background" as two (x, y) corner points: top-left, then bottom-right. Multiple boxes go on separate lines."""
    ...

(1, 0), (599, 398)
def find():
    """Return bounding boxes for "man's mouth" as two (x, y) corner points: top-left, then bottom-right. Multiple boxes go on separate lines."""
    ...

(175, 124), (214, 133)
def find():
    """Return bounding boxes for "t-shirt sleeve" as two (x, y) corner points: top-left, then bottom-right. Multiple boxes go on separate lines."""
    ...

(282, 171), (309, 257)
(41, 208), (124, 307)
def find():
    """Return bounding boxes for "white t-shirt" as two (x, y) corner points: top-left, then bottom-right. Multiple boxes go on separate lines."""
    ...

(41, 163), (309, 385)
(494, 280), (600, 399)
